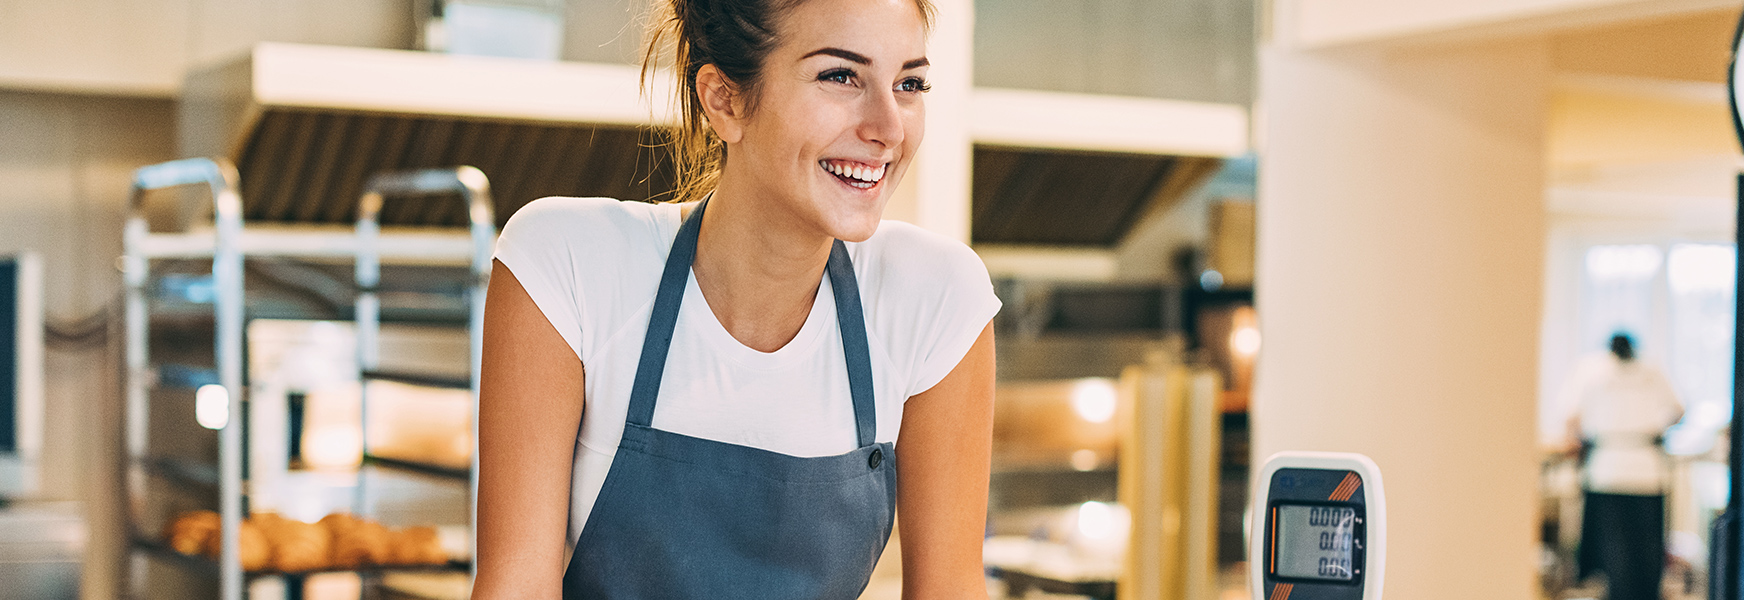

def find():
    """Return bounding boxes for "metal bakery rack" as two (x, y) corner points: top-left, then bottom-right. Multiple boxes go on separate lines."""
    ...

(121, 160), (494, 600)
(121, 42), (678, 600)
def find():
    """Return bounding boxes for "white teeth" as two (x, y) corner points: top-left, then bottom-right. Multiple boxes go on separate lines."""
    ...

(821, 160), (885, 184)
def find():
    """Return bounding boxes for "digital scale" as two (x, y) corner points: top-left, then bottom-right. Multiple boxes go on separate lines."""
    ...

(1250, 451), (1385, 600)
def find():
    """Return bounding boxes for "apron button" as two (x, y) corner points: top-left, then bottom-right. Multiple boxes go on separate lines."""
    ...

(868, 448), (883, 470)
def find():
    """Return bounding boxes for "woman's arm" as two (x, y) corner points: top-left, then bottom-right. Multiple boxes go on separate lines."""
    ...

(472, 260), (586, 600)
(897, 322), (995, 598)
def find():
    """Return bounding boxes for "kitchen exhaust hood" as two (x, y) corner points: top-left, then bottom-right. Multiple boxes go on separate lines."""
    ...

(179, 43), (681, 228)
(967, 88), (1247, 248)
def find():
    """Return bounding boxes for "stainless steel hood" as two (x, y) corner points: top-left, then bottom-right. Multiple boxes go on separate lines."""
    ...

(179, 43), (680, 228)
(972, 146), (1222, 246)
(228, 112), (674, 227)
(966, 88), (1246, 248)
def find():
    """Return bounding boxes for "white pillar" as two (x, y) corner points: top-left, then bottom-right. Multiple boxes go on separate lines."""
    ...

(1252, 6), (1548, 598)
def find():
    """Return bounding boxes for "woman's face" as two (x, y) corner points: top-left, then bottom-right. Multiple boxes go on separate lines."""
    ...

(722, 0), (929, 243)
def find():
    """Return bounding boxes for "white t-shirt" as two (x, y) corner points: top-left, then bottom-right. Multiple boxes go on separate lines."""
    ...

(1559, 354), (1684, 495)
(492, 197), (1002, 543)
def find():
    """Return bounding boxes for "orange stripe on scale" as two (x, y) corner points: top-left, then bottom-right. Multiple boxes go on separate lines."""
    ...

(1269, 506), (1278, 574)
(1330, 472), (1361, 501)
(1269, 582), (1294, 600)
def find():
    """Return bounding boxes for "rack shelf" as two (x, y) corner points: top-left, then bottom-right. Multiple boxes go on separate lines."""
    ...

(121, 159), (492, 600)
(362, 371), (471, 390)
(130, 224), (481, 267)
(360, 455), (471, 483)
(136, 457), (471, 495)
(132, 536), (470, 579)
(139, 455), (221, 490)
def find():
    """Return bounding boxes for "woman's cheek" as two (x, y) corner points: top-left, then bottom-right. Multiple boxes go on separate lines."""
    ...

(901, 122), (924, 157)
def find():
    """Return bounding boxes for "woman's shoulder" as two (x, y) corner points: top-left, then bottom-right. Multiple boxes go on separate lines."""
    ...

(854, 221), (1001, 397)
(855, 219), (988, 281)
(503, 196), (670, 233)
(499, 197), (676, 252)
(852, 220), (995, 314)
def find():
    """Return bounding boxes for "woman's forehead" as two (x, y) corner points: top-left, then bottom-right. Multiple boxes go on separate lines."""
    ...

(775, 0), (928, 63)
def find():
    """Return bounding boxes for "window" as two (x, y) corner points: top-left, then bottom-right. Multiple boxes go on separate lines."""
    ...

(1579, 242), (1737, 449)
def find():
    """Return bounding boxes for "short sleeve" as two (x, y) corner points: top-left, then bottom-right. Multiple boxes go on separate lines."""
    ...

(857, 222), (1002, 399)
(907, 251), (1000, 396)
(491, 197), (590, 362)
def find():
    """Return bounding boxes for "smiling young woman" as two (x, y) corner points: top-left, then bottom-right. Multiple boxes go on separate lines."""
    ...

(470, 0), (998, 598)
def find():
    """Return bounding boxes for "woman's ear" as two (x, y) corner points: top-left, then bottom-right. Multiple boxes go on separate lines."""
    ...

(696, 65), (745, 144)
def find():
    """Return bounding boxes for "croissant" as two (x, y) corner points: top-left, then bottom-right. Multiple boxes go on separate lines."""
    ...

(252, 513), (331, 572)
(185, 514), (269, 572)
(388, 526), (448, 566)
(324, 513), (390, 567)
(163, 510), (219, 556)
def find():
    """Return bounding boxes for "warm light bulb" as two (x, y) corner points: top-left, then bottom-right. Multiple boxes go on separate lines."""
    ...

(1231, 326), (1262, 357)
(195, 384), (229, 430)
(1072, 379), (1118, 424)
(1077, 501), (1115, 540)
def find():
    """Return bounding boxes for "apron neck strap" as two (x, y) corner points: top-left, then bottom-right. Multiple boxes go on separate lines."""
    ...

(624, 199), (879, 449)
(827, 238), (878, 449)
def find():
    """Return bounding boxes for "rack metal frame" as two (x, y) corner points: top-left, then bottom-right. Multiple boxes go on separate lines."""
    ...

(354, 166), (494, 579)
(121, 158), (493, 600)
(124, 157), (248, 600)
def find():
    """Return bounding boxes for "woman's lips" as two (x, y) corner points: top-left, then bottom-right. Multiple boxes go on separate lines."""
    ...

(820, 159), (887, 190)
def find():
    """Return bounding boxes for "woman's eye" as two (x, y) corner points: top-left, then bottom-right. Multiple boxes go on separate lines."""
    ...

(898, 77), (932, 93)
(819, 69), (855, 85)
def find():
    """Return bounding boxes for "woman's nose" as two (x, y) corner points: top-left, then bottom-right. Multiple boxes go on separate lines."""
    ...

(857, 90), (905, 149)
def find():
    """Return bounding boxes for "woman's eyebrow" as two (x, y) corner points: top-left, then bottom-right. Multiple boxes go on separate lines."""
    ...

(802, 48), (871, 64)
(800, 47), (930, 70)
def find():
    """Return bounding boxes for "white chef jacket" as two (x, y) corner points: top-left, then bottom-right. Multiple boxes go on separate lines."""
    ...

(1560, 353), (1684, 495)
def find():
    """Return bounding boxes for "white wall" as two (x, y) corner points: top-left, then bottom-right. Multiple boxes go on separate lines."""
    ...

(973, 0), (1255, 105)
(0, 0), (415, 95)
(0, 89), (177, 600)
(1293, 0), (1734, 48)
(1253, 13), (1548, 599)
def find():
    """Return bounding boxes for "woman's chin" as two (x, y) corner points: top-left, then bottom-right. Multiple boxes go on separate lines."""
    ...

(829, 216), (882, 243)
(811, 194), (886, 243)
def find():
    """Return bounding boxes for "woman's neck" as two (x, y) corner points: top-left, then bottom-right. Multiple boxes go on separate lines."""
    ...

(688, 177), (834, 353)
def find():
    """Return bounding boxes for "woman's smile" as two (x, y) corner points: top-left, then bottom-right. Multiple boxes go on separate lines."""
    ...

(819, 159), (889, 192)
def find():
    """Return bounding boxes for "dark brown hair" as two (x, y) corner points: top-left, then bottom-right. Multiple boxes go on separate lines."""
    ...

(641, 0), (935, 203)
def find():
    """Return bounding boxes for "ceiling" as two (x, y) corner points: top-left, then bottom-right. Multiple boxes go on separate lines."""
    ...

(1552, 8), (1740, 83)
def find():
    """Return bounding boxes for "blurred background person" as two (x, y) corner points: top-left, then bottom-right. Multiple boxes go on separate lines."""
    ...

(1562, 333), (1684, 600)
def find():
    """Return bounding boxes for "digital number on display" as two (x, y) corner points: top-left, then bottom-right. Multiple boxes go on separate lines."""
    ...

(1274, 505), (1357, 581)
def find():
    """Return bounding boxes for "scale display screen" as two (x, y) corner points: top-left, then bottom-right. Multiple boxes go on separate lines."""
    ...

(1273, 504), (1357, 580)
(1252, 453), (1382, 600)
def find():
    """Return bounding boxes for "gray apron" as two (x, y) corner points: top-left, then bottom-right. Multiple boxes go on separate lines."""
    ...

(561, 199), (897, 599)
